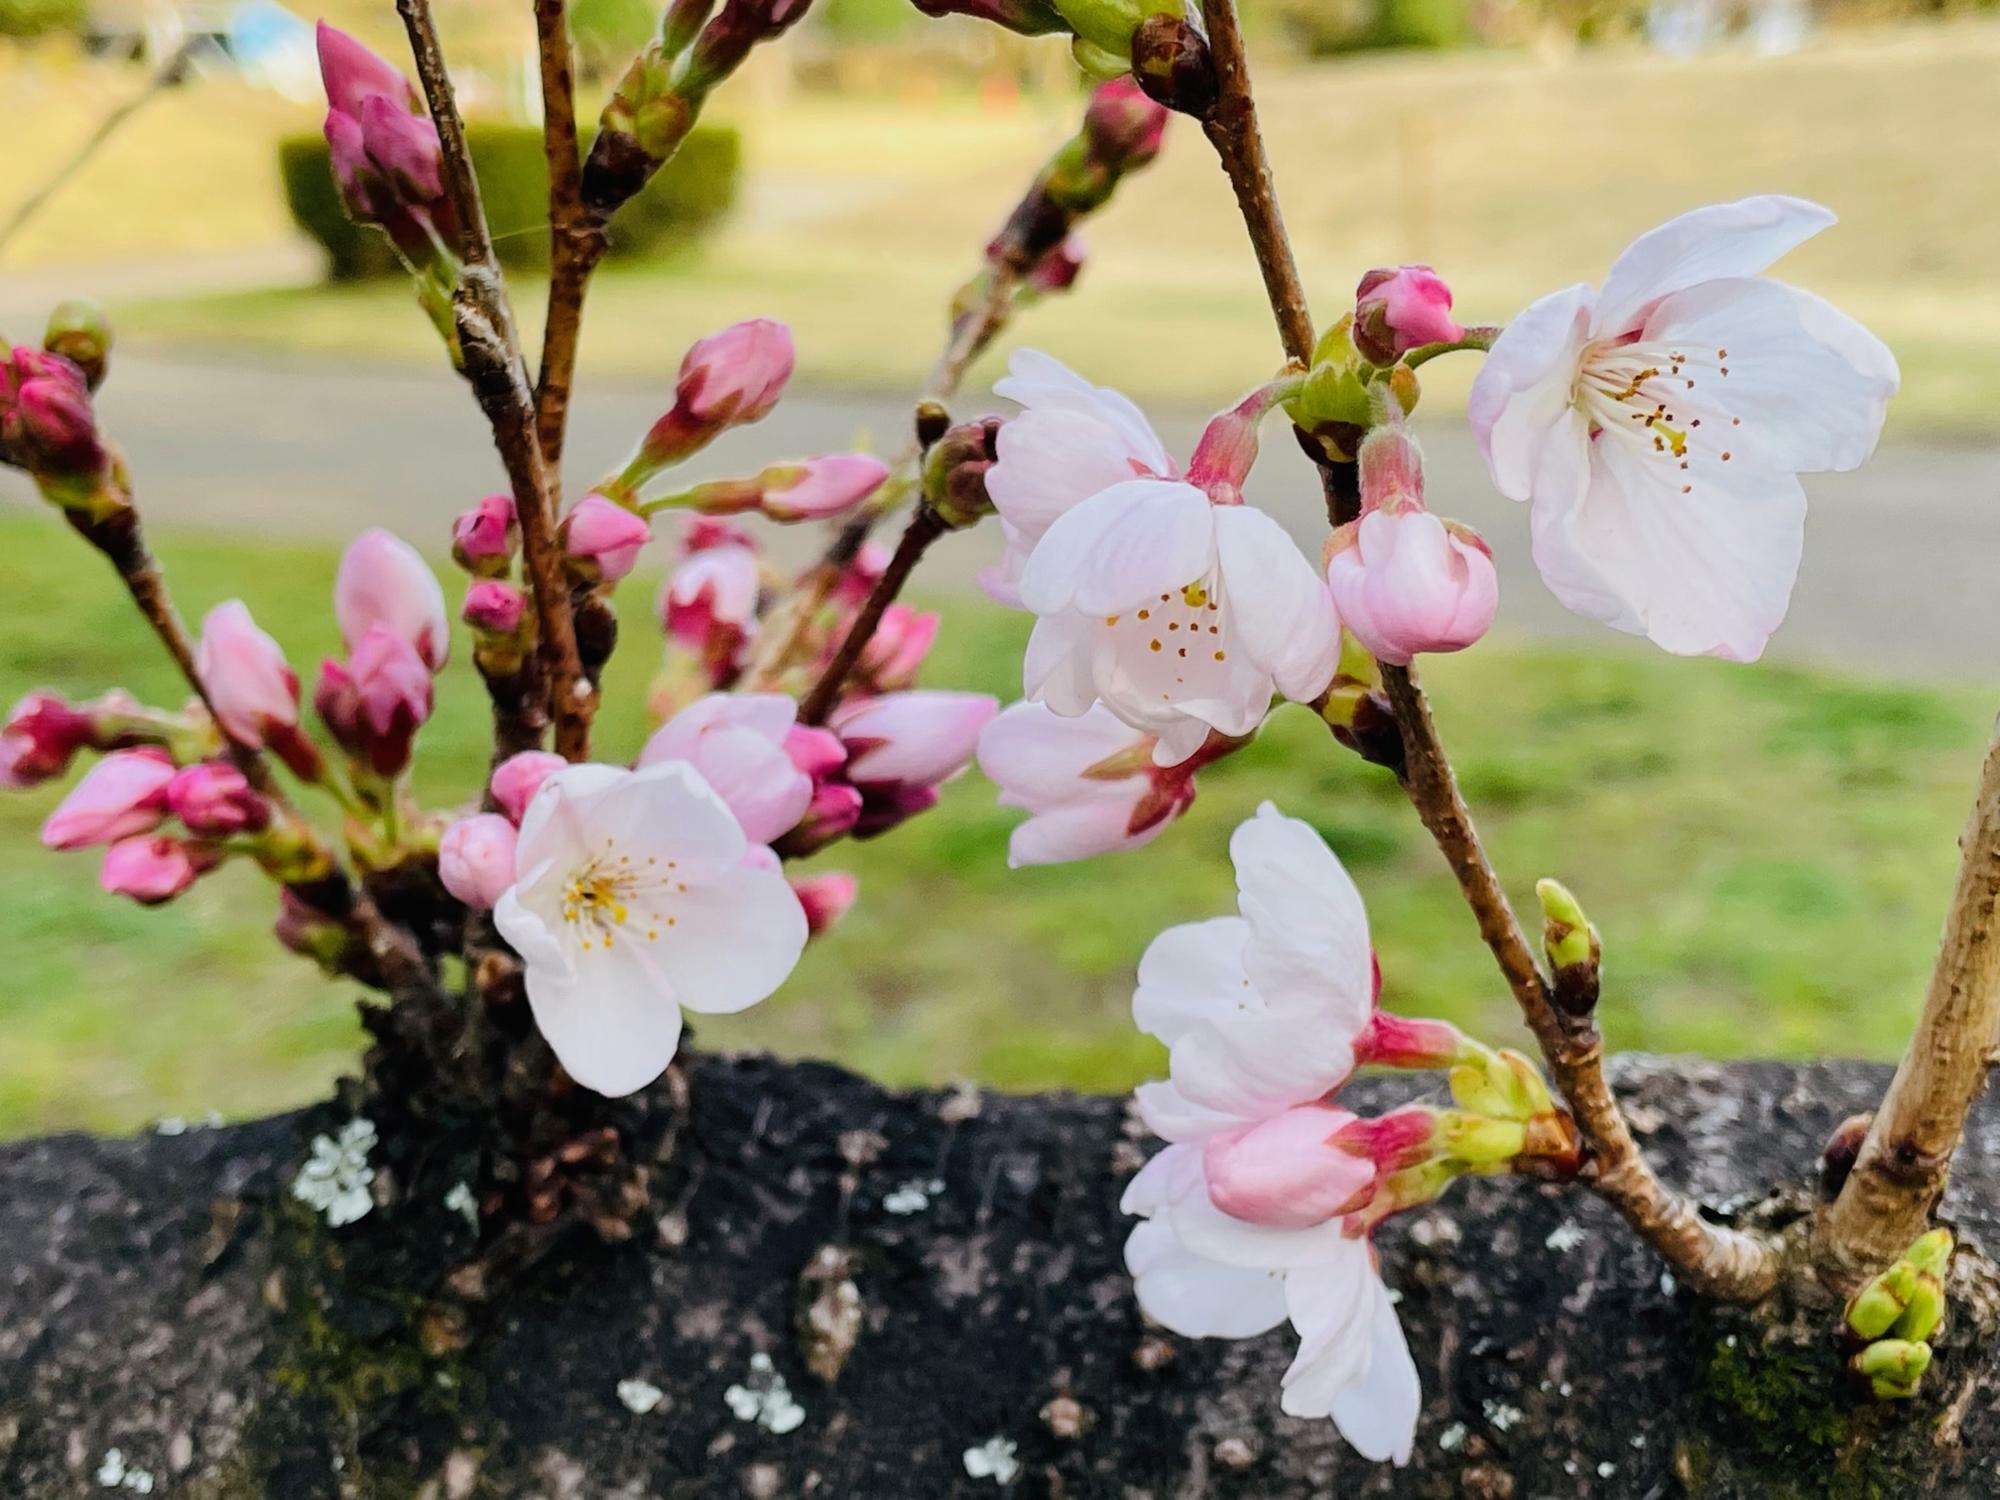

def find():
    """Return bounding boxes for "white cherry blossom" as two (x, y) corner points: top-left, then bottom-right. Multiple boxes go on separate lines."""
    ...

(1469, 195), (1898, 660)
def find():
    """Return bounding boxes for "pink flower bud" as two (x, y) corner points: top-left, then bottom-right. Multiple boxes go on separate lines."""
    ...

(792, 871), (858, 938)
(4, 375), (106, 484)
(489, 750), (565, 824)
(1354, 265), (1463, 364)
(1351, 1011), (1473, 1071)
(315, 21), (419, 119)
(100, 833), (215, 905)
(1202, 1104), (1376, 1229)
(359, 92), (443, 202)
(335, 528), (449, 671)
(638, 693), (813, 844)
(832, 540), (892, 607)
(41, 747), (176, 849)
(783, 724), (848, 778)
(1082, 77), (1168, 173)
(1027, 233), (1086, 295)
(166, 761), (270, 837)
(852, 604), (938, 693)
(635, 319), (796, 471)
(349, 625), (434, 774)
(462, 579), (526, 636)
(831, 691), (999, 789)
(452, 493), (518, 574)
(439, 812), (519, 909)
(660, 542), (761, 676)
(1332, 1106), (1444, 1174)
(1327, 508), (1497, 668)
(196, 601), (300, 749)
(775, 779), (864, 857)
(1, 691), (96, 787)
(758, 453), (889, 523)
(562, 495), (652, 584)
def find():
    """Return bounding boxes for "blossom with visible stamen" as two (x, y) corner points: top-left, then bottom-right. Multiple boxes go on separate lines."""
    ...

(1469, 195), (1898, 661)
(493, 762), (805, 1096)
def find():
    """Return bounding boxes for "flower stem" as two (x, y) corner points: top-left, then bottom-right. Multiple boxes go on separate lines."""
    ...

(795, 506), (949, 727)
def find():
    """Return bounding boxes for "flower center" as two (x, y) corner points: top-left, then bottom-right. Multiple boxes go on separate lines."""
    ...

(1575, 339), (1742, 497)
(1099, 576), (1232, 701)
(560, 839), (685, 951)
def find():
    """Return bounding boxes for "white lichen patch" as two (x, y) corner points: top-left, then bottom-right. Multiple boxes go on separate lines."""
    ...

(616, 1378), (665, 1415)
(883, 1178), (946, 1216)
(963, 1437), (1021, 1484)
(291, 1118), (378, 1227)
(1482, 1399), (1523, 1432)
(1598, 1461), (1618, 1478)
(153, 1110), (221, 1136)
(95, 1450), (156, 1493)
(724, 1353), (805, 1435)
(444, 1180), (479, 1230)
(1437, 1422), (1468, 1453)
(1544, 1219), (1587, 1253)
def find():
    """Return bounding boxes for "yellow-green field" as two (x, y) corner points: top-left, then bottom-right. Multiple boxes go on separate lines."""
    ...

(5, 22), (1998, 429)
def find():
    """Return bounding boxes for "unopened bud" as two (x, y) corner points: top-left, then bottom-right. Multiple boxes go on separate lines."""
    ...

(583, 46), (692, 216)
(1851, 1338), (1930, 1400)
(1845, 1261), (1919, 1342)
(44, 299), (113, 391)
(1131, 13), (1216, 118)
(275, 889), (364, 978)
(1820, 1112), (1873, 1199)
(1026, 233), (1087, 295)
(562, 495), (653, 586)
(921, 416), (1002, 528)
(1353, 265), (1463, 367)
(1079, 74), (1169, 173)
(909, 0), (1067, 32)
(452, 493), (518, 576)
(792, 871), (859, 938)
(1536, 878), (1602, 1020)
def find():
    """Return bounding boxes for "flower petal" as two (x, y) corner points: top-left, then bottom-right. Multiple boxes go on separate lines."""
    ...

(1211, 505), (1339, 701)
(994, 349), (1174, 476)
(1469, 282), (1596, 502)
(987, 408), (1159, 539)
(1125, 1218), (1289, 1338)
(1594, 195), (1836, 334)
(1164, 1181), (1354, 1269)
(1133, 1078), (1243, 1143)
(1329, 1281), (1422, 1465)
(648, 860), (807, 1014)
(1229, 804), (1373, 1028)
(1278, 1239), (1379, 1416)
(1022, 614), (1100, 715)
(512, 762), (630, 873)
(1133, 916), (1255, 1044)
(1018, 480), (1214, 618)
(1168, 1011), (1355, 1119)
(519, 935), (686, 1098)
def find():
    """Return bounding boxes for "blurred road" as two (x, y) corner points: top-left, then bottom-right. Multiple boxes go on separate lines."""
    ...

(3, 350), (1996, 679)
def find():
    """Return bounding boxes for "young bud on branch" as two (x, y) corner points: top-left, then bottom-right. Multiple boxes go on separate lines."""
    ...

(452, 493), (519, 577)
(920, 417), (1002, 529)
(1352, 265), (1463, 367)
(1131, 14), (1216, 117)
(1536, 877), (1603, 1020)
(43, 299), (113, 392)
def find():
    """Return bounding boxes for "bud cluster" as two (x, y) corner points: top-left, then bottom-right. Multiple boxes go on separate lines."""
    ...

(1843, 1229), (1953, 1400)
(315, 25), (457, 279)
(0, 336), (120, 518)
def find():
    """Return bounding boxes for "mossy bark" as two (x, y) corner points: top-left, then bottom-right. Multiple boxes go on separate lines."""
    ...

(4, 1054), (2000, 1498)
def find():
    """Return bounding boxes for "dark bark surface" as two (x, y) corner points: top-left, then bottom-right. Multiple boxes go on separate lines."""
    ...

(4, 1053), (1999, 1499)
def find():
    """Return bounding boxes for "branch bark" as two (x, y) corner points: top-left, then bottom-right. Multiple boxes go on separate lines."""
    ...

(531, 0), (606, 472)
(1820, 714), (2000, 1283)
(395, 0), (594, 761)
(795, 506), (948, 726)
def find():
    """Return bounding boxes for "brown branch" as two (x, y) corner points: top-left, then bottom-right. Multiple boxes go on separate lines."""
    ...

(1191, 0), (1777, 1301)
(531, 0), (605, 470)
(395, 0), (593, 761)
(1379, 666), (1778, 1300)
(795, 507), (949, 727)
(1819, 715), (2000, 1284)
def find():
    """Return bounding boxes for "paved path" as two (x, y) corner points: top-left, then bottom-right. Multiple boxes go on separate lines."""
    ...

(3, 350), (1996, 679)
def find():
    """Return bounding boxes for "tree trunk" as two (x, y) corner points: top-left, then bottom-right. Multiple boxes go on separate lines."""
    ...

(4, 1053), (1999, 1499)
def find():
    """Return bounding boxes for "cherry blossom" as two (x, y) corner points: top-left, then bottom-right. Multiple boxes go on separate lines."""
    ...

(1468, 195), (1898, 661)
(493, 762), (806, 1097)
(334, 528), (450, 671)
(637, 692), (815, 844)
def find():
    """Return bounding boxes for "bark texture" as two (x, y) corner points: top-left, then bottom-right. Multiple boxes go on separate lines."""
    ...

(5, 1053), (2000, 1499)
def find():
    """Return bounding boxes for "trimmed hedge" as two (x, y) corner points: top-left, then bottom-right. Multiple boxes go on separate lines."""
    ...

(280, 122), (741, 280)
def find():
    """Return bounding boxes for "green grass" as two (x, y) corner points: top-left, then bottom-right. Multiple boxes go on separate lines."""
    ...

(0, 512), (1988, 1140)
(86, 21), (2000, 435)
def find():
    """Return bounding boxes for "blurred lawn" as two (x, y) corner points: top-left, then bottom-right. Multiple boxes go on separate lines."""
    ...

(4, 23), (1997, 430)
(0, 511), (1988, 1139)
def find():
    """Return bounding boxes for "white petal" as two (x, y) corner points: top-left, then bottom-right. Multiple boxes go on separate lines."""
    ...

(994, 349), (1174, 475)
(649, 861), (807, 1015)
(978, 700), (1136, 803)
(987, 408), (1158, 539)
(1007, 800), (1159, 867)
(1521, 419), (1646, 637)
(1018, 480), (1214, 618)
(1469, 283), (1595, 501)
(513, 763), (629, 873)
(1165, 1182), (1355, 1270)
(1022, 614), (1099, 716)
(1594, 195), (1836, 334)
(1150, 712), (1224, 767)
(492, 863), (570, 973)
(1133, 916), (1255, 1044)
(1120, 1140), (1203, 1214)
(1125, 1219), (1289, 1338)
(1278, 1240), (1378, 1416)
(1229, 805), (1373, 1027)
(1211, 506), (1339, 701)
(522, 936), (685, 1098)
(1169, 1012), (1354, 1119)
(1328, 1282), (1422, 1466)
(1133, 1079), (1242, 1143)
(588, 760), (750, 868)
(1641, 277), (1898, 474)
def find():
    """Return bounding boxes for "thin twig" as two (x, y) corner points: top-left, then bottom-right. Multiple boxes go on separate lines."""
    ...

(1820, 715), (2000, 1284)
(1194, 0), (1777, 1300)
(795, 507), (949, 726)
(395, 0), (593, 760)
(531, 0), (604, 470)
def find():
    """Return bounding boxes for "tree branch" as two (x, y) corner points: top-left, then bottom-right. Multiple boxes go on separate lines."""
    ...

(1820, 714), (2000, 1283)
(395, 0), (594, 761)
(1193, 0), (1776, 1300)
(795, 506), (948, 726)
(532, 0), (605, 471)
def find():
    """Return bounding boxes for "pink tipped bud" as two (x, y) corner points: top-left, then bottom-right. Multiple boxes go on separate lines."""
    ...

(41, 747), (175, 849)
(1202, 1104), (1377, 1229)
(783, 724), (848, 778)
(831, 691), (999, 790)
(562, 495), (652, 585)
(439, 812), (519, 909)
(832, 539), (892, 607)
(335, 528), (449, 671)
(774, 779), (864, 858)
(1, 691), (97, 787)
(1354, 265), (1463, 365)
(1352, 1010), (1476, 1070)
(5, 375), (106, 486)
(1027, 233), (1086, 295)
(348, 625), (434, 776)
(1326, 507), (1497, 667)
(196, 601), (300, 749)
(452, 493), (519, 574)
(101, 834), (216, 905)
(630, 319), (796, 476)
(1082, 77), (1169, 173)
(489, 750), (565, 824)
(358, 92), (443, 202)
(1333, 1106), (1444, 1174)
(166, 761), (270, 837)
(853, 604), (938, 693)
(792, 871), (858, 938)
(462, 579), (527, 637)
(759, 453), (889, 523)
(316, 21), (420, 119)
